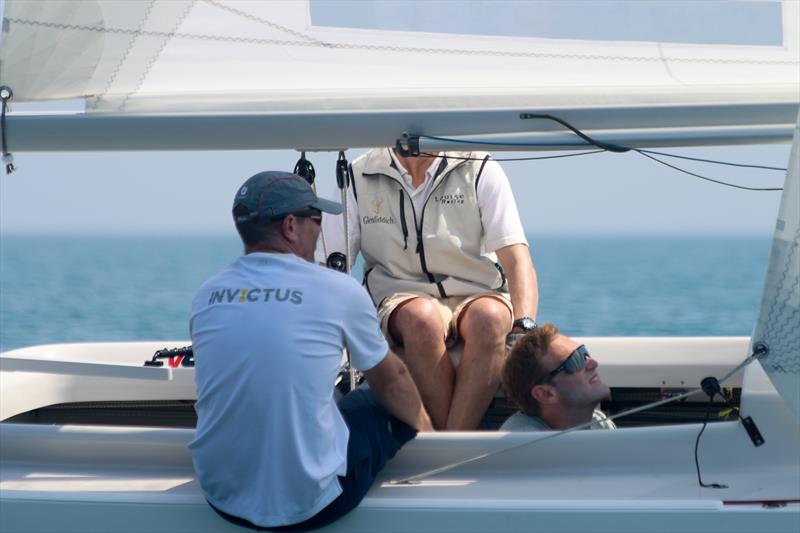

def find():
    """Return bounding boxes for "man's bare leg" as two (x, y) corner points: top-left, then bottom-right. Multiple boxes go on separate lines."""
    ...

(388, 297), (454, 430)
(446, 297), (512, 430)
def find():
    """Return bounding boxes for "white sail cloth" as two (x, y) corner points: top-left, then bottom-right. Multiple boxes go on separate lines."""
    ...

(753, 111), (800, 423)
(1, 0), (798, 115)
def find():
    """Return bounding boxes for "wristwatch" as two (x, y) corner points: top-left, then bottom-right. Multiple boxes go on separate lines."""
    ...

(512, 316), (537, 332)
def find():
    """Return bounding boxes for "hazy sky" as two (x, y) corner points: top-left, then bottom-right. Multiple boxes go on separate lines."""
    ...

(0, 142), (790, 236)
(313, 0), (782, 45)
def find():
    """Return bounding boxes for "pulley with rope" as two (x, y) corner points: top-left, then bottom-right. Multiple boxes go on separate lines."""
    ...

(334, 150), (358, 392)
(293, 151), (316, 185)
(292, 151), (358, 392)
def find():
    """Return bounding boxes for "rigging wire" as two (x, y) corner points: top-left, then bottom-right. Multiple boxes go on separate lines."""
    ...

(636, 148), (787, 172)
(635, 150), (783, 192)
(419, 150), (607, 162)
(406, 131), (785, 192)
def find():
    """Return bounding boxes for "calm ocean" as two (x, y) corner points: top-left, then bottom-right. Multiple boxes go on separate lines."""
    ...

(0, 234), (773, 352)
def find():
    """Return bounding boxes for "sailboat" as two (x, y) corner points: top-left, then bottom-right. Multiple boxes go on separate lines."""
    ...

(1, 1), (798, 531)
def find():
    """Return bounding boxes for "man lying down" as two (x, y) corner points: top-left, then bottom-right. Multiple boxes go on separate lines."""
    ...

(501, 324), (616, 432)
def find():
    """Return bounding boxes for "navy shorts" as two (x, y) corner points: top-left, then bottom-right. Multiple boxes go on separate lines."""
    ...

(211, 388), (417, 531)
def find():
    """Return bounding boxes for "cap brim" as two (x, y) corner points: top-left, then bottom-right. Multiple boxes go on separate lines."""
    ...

(311, 197), (343, 215)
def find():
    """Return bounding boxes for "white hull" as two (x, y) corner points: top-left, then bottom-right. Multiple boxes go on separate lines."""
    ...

(2, 338), (798, 532)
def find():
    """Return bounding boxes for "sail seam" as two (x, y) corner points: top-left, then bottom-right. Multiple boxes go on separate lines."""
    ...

(100, 0), (157, 104)
(6, 18), (798, 66)
(203, 0), (325, 46)
(116, 1), (197, 111)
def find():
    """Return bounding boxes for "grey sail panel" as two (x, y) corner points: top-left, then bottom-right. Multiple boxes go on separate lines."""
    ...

(752, 112), (800, 423)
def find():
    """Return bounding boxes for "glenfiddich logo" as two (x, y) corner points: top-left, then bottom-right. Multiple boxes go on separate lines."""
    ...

(362, 215), (395, 224)
(363, 194), (394, 224)
(434, 193), (465, 205)
(371, 196), (384, 215)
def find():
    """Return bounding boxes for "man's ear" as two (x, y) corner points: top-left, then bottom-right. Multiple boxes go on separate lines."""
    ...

(280, 215), (299, 243)
(531, 383), (557, 405)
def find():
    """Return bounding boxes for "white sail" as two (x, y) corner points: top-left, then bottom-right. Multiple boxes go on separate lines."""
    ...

(752, 111), (800, 423)
(1, 0), (799, 151)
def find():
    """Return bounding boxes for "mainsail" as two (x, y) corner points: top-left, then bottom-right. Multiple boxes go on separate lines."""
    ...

(752, 112), (800, 423)
(1, 0), (799, 151)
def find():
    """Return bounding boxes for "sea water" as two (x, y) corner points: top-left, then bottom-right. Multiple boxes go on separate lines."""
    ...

(0, 234), (772, 352)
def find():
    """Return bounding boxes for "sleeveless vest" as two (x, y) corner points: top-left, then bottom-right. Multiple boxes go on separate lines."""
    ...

(352, 148), (508, 306)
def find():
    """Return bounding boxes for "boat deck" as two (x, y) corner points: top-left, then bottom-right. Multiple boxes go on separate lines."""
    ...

(2, 339), (798, 532)
(2, 395), (798, 532)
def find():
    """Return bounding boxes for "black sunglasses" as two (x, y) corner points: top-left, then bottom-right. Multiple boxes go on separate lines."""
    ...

(537, 344), (590, 384)
(272, 208), (322, 225)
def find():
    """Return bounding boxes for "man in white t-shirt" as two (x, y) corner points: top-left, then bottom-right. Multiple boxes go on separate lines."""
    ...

(318, 149), (538, 430)
(190, 171), (433, 530)
(501, 324), (615, 432)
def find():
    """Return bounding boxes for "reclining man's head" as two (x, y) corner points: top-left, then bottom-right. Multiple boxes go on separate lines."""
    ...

(502, 324), (611, 430)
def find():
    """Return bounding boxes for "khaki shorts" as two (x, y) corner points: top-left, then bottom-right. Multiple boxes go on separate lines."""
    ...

(377, 292), (513, 348)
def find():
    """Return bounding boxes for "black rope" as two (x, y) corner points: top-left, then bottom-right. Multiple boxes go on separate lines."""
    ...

(408, 132), (600, 150)
(419, 149), (607, 162)
(405, 125), (784, 191)
(637, 148), (787, 172)
(694, 377), (730, 489)
(0, 86), (15, 175)
(518, 113), (631, 153)
(636, 150), (783, 192)
(694, 398), (728, 489)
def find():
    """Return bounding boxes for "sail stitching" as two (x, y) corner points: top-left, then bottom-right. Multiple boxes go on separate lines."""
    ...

(6, 18), (798, 66)
(203, 0), (326, 46)
(761, 225), (800, 375)
(115, 1), (198, 111)
(100, 0), (157, 99)
(98, 0), (161, 107)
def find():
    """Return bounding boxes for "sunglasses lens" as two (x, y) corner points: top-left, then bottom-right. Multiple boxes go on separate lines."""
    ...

(538, 345), (590, 383)
(563, 346), (588, 375)
(562, 357), (578, 374)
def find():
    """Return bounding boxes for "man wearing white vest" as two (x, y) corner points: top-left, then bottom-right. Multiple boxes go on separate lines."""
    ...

(318, 149), (538, 430)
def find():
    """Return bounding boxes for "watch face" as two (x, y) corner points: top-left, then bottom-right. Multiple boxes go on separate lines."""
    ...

(515, 317), (536, 331)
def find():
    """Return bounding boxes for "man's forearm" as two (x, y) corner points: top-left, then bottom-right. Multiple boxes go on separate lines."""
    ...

(497, 244), (538, 320)
(366, 355), (434, 432)
(376, 371), (434, 432)
(508, 258), (538, 320)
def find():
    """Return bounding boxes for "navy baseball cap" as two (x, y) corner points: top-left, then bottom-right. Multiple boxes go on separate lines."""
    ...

(233, 171), (342, 224)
